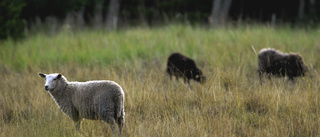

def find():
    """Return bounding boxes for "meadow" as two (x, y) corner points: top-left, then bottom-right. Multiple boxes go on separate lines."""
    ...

(1, 24), (320, 137)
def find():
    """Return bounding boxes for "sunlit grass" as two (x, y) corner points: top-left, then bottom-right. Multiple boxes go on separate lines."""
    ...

(1, 24), (320, 136)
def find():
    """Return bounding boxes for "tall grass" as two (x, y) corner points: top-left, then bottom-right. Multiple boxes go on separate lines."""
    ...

(1, 24), (320, 136)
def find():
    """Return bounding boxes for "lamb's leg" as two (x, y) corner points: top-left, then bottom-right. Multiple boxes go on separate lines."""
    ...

(167, 68), (173, 80)
(184, 77), (190, 85)
(110, 123), (116, 137)
(74, 120), (81, 134)
(175, 76), (179, 81)
(258, 71), (263, 85)
(117, 116), (125, 136)
(288, 76), (295, 85)
(100, 111), (117, 136)
(71, 109), (81, 131)
(117, 123), (122, 136)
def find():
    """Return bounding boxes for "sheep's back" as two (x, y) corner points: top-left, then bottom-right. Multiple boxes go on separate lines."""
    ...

(167, 53), (198, 72)
(69, 81), (123, 116)
(258, 48), (287, 68)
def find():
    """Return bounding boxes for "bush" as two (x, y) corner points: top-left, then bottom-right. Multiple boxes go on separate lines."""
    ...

(0, 0), (25, 40)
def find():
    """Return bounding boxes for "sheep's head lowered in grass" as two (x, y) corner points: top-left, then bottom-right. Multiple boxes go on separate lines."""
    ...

(287, 53), (308, 77)
(192, 69), (206, 84)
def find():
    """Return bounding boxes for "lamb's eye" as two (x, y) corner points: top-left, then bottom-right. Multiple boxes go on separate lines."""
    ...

(52, 78), (56, 81)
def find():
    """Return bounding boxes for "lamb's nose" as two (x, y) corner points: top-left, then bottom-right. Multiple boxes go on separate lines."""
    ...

(44, 86), (49, 90)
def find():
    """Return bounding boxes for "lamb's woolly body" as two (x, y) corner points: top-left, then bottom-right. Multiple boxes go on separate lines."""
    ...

(52, 80), (124, 119)
(39, 73), (125, 135)
(166, 52), (206, 84)
(258, 48), (307, 81)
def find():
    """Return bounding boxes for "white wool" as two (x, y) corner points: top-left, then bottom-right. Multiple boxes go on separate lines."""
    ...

(39, 72), (125, 136)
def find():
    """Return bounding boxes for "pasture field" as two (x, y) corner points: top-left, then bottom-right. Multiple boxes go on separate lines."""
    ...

(1, 24), (320, 137)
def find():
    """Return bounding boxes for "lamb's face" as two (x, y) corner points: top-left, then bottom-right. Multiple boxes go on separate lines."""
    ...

(193, 70), (206, 84)
(289, 54), (308, 75)
(39, 73), (62, 91)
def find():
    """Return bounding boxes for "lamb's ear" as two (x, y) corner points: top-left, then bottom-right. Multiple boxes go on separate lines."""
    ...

(39, 73), (46, 78)
(57, 74), (62, 79)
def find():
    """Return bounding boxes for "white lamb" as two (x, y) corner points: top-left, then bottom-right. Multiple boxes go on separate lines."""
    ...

(38, 73), (125, 136)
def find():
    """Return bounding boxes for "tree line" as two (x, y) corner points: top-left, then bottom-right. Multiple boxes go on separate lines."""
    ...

(1, 0), (319, 40)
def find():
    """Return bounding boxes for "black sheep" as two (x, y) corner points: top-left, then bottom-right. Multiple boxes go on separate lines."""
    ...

(166, 52), (206, 84)
(258, 48), (308, 81)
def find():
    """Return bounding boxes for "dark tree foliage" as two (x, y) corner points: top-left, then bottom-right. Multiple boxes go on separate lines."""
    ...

(83, 0), (96, 25)
(0, 0), (25, 40)
(229, 0), (319, 24)
(21, 0), (86, 22)
(1, 0), (320, 40)
(230, 0), (299, 23)
(120, 0), (212, 25)
(157, 0), (212, 23)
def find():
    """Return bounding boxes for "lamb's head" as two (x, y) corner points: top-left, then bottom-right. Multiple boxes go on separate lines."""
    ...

(39, 73), (67, 91)
(288, 53), (308, 76)
(193, 69), (206, 84)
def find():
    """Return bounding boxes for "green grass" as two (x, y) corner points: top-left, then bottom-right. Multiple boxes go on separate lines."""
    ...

(1, 24), (320, 136)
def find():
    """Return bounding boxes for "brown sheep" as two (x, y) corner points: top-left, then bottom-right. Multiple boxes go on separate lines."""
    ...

(166, 52), (206, 84)
(258, 48), (308, 81)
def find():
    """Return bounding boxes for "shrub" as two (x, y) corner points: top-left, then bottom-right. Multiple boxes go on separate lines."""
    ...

(0, 0), (25, 40)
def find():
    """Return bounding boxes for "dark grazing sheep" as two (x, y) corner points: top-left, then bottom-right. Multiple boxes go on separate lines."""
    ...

(258, 48), (308, 81)
(166, 52), (206, 84)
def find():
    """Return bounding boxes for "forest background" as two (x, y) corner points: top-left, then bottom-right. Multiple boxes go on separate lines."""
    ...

(1, 0), (320, 137)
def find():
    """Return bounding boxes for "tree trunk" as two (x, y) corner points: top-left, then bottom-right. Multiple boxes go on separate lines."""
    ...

(209, 0), (233, 26)
(83, 0), (96, 25)
(309, 0), (316, 16)
(209, 0), (221, 25)
(94, 3), (103, 29)
(310, 0), (315, 5)
(106, 0), (120, 30)
(221, 0), (232, 24)
(298, 0), (305, 20)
